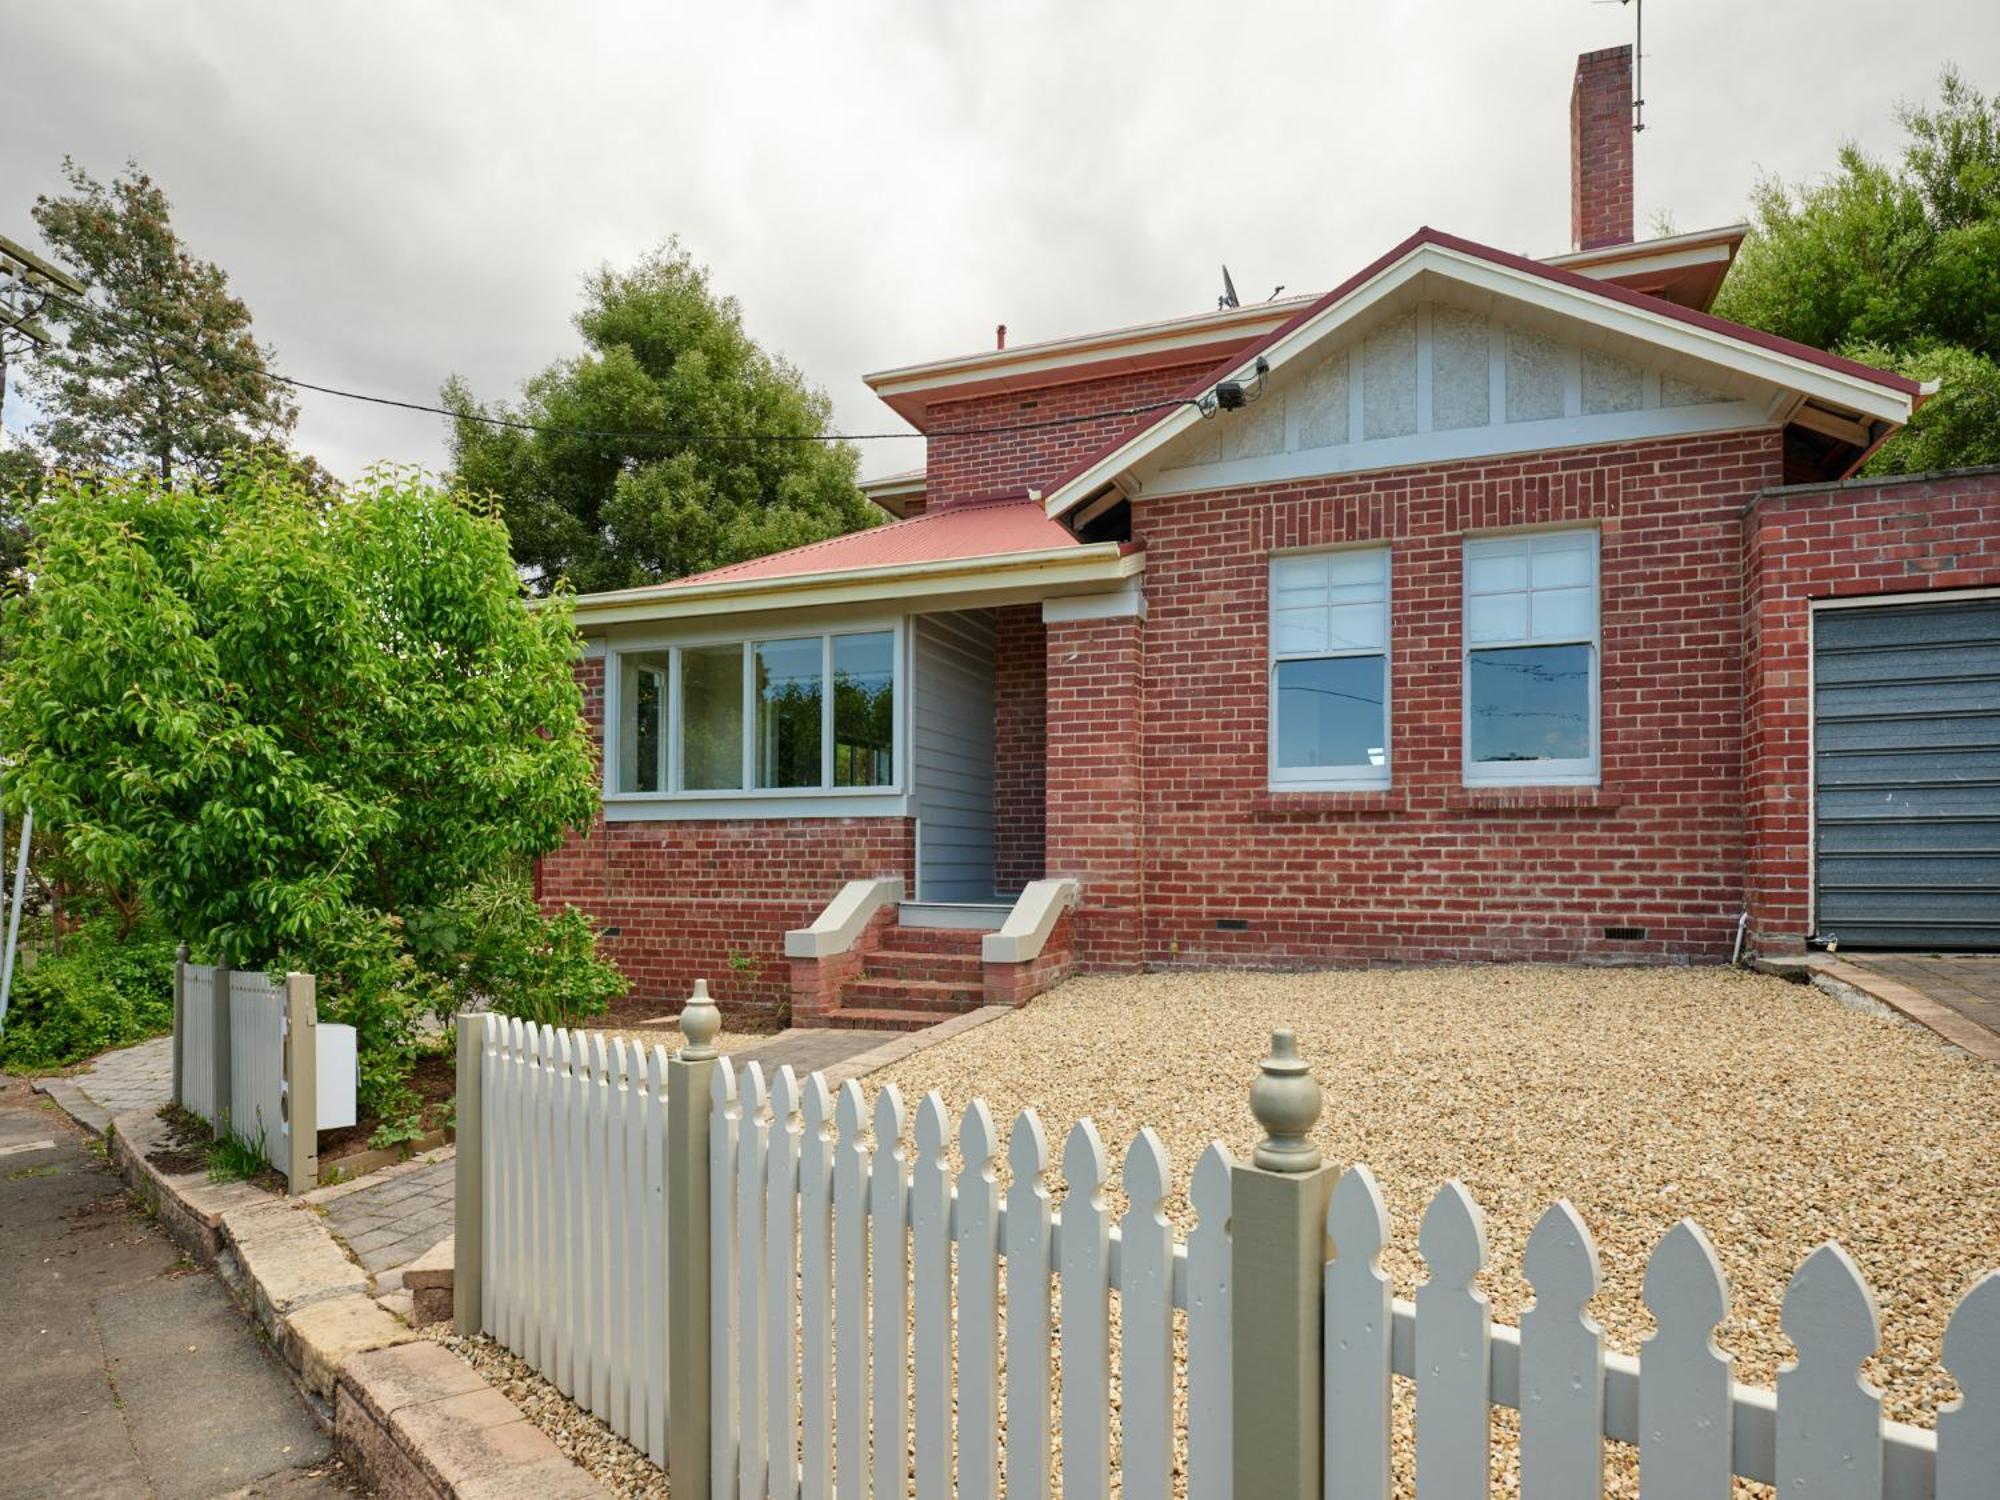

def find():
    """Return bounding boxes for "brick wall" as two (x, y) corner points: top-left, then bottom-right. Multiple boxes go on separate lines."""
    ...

(1058, 428), (1787, 970)
(926, 360), (1219, 508)
(1045, 610), (1148, 968)
(992, 604), (1048, 894)
(536, 657), (916, 1018)
(1571, 45), (1634, 252)
(1743, 469), (2000, 950)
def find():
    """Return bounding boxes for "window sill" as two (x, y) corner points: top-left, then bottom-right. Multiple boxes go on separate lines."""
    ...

(1445, 787), (1624, 814)
(604, 791), (911, 823)
(1252, 789), (1409, 819)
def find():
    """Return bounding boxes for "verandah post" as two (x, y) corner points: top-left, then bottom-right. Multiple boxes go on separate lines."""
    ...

(282, 971), (319, 1195)
(1231, 1028), (1337, 1500)
(454, 1010), (485, 1335)
(666, 979), (721, 1500)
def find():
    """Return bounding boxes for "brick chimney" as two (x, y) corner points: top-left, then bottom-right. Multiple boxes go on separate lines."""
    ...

(1570, 45), (1634, 251)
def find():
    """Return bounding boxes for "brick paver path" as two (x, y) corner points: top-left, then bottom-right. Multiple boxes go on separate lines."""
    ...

(322, 1156), (455, 1275)
(73, 1033), (175, 1119)
(1843, 953), (2000, 1042)
(738, 1027), (903, 1077)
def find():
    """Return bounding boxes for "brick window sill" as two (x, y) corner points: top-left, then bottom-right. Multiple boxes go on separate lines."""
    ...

(1444, 788), (1626, 814)
(1251, 789), (1410, 819)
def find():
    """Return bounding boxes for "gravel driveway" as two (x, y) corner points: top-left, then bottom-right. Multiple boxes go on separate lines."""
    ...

(870, 963), (2000, 1442)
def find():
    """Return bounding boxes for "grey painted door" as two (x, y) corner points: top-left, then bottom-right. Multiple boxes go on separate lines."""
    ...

(1813, 597), (2000, 949)
(912, 611), (998, 901)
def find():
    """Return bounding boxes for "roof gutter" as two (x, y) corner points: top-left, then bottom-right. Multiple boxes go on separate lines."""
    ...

(560, 543), (1144, 626)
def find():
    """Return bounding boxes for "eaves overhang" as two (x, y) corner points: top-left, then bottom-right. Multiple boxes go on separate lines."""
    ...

(561, 543), (1144, 627)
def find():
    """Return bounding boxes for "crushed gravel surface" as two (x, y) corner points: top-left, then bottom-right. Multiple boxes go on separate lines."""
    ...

(869, 963), (1998, 1492)
(432, 966), (1998, 1499)
(425, 1326), (669, 1499)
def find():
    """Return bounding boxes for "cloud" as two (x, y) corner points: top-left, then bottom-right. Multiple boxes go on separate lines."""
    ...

(4, 0), (1991, 481)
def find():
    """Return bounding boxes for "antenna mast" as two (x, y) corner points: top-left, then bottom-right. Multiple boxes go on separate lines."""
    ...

(1625, 0), (1645, 131)
(1595, 0), (1646, 131)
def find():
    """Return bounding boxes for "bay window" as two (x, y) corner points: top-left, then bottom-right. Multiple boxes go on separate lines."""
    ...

(1269, 547), (1391, 788)
(1462, 529), (1599, 784)
(612, 627), (899, 797)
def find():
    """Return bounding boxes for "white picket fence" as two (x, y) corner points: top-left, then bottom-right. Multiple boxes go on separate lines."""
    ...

(478, 1018), (672, 1466)
(179, 962), (224, 1123)
(465, 1015), (2000, 1500)
(177, 963), (290, 1161)
(707, 1058), (1237, 1500)
(172, 958), (354, 1193)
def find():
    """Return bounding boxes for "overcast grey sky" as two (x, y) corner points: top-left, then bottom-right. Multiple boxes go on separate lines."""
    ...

(5, 1), (1995, 481)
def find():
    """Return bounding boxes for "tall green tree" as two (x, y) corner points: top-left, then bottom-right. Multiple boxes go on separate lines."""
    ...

(445, 240), (877, 594)
(1715, 68), (2000, 474)
(26, 159), (297, 482)
(0, 459), (611, 1113)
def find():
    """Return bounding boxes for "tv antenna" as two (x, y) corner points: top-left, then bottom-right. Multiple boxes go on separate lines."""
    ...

(1593, 0), (1646, 132)
(1217, 265), (1240, 311)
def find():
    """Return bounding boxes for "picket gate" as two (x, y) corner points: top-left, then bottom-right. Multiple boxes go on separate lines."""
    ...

(170, 956), (343, 1193)
(459, 1003), (2000, 1500)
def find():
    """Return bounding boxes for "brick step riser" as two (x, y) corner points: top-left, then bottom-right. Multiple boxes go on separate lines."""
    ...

(842, 983), (984, 1013)
(863, 952), (985, 983)
(813, 1009), (939, 1033)
(878, 925), (988, 955)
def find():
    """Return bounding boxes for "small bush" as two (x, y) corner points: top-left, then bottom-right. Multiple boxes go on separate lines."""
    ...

(407, 871), (626, 1031)
(0, 916), (177, 1072)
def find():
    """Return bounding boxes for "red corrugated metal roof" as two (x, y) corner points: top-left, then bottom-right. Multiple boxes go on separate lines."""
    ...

(663, 498), (1079, 589)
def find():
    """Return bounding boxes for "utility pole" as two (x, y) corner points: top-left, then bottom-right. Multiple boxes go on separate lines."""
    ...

(0, 231), (84, 432)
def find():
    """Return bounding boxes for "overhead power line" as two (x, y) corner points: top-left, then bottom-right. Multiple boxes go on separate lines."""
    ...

(30, 280), (1207, 448)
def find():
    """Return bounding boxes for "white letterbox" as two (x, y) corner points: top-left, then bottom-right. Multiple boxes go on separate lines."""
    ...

(314, 1022), (359, 1130)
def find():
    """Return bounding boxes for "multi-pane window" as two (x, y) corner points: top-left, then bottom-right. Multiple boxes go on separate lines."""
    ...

(613, 629), (898, 796)
(1269, 548), (1391, 788)
(1462, 529), (1599, 784)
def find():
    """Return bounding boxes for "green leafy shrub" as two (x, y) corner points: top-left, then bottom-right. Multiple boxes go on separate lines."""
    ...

(0, 916), (177, 1072)
(0, 461), (601, 1117)
(408, 870), (626, 1030)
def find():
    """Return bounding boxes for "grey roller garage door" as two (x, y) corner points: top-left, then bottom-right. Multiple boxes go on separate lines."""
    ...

(1814, 596), (2000, 949)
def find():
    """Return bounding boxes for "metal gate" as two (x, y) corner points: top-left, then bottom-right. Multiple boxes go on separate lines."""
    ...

(1814, 595), (2000, 949)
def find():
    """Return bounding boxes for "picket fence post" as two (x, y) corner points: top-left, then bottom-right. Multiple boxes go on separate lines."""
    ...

(667, 979), (721, 1500)
(454, 1010), (485, 1335)
(171, 943), (188, 1109)
(282, 972), (319, 1195)
(1231, 1028), (1336, 1500)
(211, 963), (233, 1131)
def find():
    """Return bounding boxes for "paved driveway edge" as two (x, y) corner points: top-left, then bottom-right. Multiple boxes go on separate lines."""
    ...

(33, 1078), (608, 1499)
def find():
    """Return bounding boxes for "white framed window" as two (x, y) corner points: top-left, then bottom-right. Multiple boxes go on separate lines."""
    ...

(1462, 528), (1599, 785)
(608, 625), (901, 800)
(1268, 547), (1391, 789)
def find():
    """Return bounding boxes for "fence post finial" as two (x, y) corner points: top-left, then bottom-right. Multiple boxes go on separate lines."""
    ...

(678, 978), (721, 1060)
(1251, 1028), (1323, 1172)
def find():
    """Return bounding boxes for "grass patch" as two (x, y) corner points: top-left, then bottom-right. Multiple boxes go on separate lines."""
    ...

(205, 1125), (268, 1184)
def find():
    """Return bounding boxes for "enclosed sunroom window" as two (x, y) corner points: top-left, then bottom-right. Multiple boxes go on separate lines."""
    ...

(612, 629), (898, 797)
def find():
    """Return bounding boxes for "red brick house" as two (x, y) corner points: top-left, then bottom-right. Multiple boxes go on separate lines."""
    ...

(539, 47), (2000, 1026)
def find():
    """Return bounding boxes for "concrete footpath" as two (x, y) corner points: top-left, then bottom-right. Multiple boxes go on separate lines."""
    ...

(0, 1074), (360, 1499)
